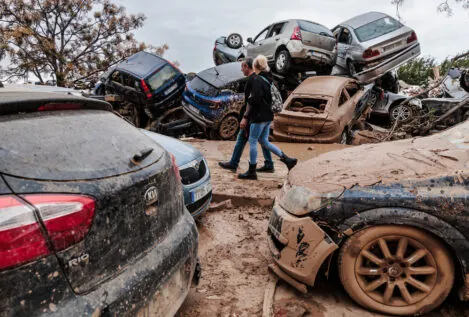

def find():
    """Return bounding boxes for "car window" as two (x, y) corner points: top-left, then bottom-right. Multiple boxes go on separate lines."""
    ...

(268, 23), (285, 38)
(122, 72), (138, 89)
(287, 97), (329, 113)
(190, 76), (219, 97)
(254, 27), (270, 43)
(354, 16), (403, 43)
(110, 70), (121, 83)
(345, 84), (360, 98)
(332, 26), (341, 40)
(338, 28), (351, 44)
(297, 20), (334, 38)
(146, 64), (179, 91)
(338, 90), (349, 107)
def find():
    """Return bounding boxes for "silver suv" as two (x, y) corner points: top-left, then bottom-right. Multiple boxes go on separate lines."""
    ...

(245, 19), (337, 75)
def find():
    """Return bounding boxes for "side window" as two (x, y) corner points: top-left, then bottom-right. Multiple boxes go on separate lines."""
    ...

(254, 27), (270, 43)
(268, 23), (285, 38)
(110, 71), (121, 83)
(338, 28), (351, 44)
(338, 90), (349, 107)
(122, 73), (139, 90)
(332, 26), (341, 41)
(345, 84), (359, 98)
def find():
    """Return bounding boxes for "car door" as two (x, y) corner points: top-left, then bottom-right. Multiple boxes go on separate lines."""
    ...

(334, 27), (352, 68)
(107, 70), (123, 94)
(263, 22), (287, 61)
(121, 72), (145, 104)
(247, 26), (272, 58)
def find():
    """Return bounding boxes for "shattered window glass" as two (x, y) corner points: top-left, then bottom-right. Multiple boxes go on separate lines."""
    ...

(354, 17), (402, 42)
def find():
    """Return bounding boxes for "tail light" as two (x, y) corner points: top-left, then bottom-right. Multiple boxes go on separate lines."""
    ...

(140, 79), (153, 99)
(290, 26), (302, 41)
(407, 31), (417, 44)
(38, 103), (82, 111)
(171, 154), (181, 182)
(363, 48), (380, 59)
(0, 194), (95, 270)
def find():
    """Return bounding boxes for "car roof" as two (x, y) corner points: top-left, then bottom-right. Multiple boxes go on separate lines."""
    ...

(196, 62), (245, 88)
(0, 91), (112, 115)
(116, 51), (169, 78)
(340, 11), (388, 29)
(293, 76), (355, 97)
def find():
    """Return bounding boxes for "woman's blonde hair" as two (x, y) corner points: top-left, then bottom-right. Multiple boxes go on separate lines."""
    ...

(253, 55), (270, 72)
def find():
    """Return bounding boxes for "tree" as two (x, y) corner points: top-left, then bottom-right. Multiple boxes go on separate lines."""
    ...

(392, 0), (469, 18)
(0, 0), (153, 87)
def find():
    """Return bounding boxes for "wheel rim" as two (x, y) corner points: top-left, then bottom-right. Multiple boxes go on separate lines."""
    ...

(219, 116), (238, 139)
(229, 35), (241, 47)
(391, 105), (412, 122)
(276, 53), (286, 70)
(355, 235), (438, 307)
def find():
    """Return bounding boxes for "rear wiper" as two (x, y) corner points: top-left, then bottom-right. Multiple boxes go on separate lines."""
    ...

(131, 148), (153, 165)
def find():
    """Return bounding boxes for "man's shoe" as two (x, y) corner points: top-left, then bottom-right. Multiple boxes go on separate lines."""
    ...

(280, 153), (298, 171)
(238, 163), (257, 180)
(219, 161), (237, 171)
(256, 165), (275, 173)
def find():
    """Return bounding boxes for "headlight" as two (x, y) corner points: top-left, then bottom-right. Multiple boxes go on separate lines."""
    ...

(179, 159), (199, 170)
(279, 186), (343, 216)
(408, 98), (422, 108)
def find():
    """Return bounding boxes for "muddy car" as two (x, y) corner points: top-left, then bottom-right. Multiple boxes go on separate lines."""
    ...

(0, 92), (199, 316)
(182, 62), (246, 140)
(213, 35), (247, 66)
(141, 131), (212, 217)
(422, 97), (469, 127)
(333, 11), (421, 83)
(268, 121), (469, 315)
(273, 76), (371, 144)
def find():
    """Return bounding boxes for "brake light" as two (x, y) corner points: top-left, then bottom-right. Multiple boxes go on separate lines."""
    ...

(171, 154), (181, 182)
(363, 48), (380, 59)
(0, 194), (95, 270)
(38, 103), (81, 111)
(291, 26), (302, 41)
(140, 79), (153, 99)
(407, 31), (417, 44)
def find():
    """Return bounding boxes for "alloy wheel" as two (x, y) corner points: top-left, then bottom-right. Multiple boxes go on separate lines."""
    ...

(219, 115), (239, 140)
(391, 105), (412, 123)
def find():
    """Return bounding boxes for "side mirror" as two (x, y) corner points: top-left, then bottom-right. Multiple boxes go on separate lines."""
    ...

(247, 37), (253, 44)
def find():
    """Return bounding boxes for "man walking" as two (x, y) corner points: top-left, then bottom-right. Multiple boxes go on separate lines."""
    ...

(218, 58), (275, 172)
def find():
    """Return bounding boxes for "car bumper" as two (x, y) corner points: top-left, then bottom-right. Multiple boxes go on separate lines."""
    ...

(355, 43), (421, 83)
(183, 168), (212, 217)
(182, 100), (215, 129)
(272, 128), (342, 143)
(267, 201), (338, 290)
(46, 210), (199, 317)
(286, 41), (336, 65)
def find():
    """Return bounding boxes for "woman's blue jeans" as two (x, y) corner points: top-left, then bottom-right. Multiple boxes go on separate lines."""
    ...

(248, 122), (282, 165)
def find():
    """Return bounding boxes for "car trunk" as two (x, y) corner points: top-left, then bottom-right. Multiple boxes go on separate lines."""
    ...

(1, 110), (183, 293)
(297, 21), (336, 53)
(363, 27), (415, 62)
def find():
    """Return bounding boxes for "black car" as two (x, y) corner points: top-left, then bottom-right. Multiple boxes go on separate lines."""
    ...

(268, 121), (469, 316)
(182, 62), (247, 140)
(0, 92), (199, 316)
(98, 51), (187, 127)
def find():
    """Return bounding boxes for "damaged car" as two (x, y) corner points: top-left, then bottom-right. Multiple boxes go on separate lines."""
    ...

(268, 120), (469, 315)
(182, 62), (246, 140)
(333, 11), (421, 83)
(273, 76), (371, 144)
(245, 19), (337, 75)
(213, 34), (246, 66)
(0, 92), (199, 317)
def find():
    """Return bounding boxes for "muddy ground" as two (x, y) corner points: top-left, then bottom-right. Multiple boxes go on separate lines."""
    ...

(176, 140), (469, 317)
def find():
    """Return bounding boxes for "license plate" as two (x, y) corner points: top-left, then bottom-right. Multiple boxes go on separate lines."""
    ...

(191, 182), (212, 202)
(164, 84), (178, 96)
(188, 104), (200, 115)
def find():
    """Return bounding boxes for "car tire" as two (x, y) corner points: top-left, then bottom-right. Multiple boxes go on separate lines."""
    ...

(218, 114), (239, 140)
(389, 102), (413, 125)
(226, 33), (243, 49)
(275, 50), (291, 75)
(338, 225), (454, 316)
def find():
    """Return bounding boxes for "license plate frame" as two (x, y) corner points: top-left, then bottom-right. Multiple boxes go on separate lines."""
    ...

(188, 104), (201, 115)
(164, 84), (178, 96)
(191, 182), (212, 203)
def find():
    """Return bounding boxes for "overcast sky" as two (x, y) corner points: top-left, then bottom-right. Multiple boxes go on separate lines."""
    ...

(116, 0), (469, 73)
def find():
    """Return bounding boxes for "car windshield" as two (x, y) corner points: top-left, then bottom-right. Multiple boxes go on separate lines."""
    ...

(298, 20), (334, 38)
(354, 16), (403, 42)
(146, 64), (179, 91)
(190, 76), (219, 97)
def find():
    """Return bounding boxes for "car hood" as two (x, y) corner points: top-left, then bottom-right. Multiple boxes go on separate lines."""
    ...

(140, 130), (202, 166)
(288, 121), (469, 194)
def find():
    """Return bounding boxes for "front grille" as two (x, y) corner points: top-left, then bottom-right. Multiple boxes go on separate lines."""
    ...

(187, 192), (212, 214)
(180, 159), (207, 185)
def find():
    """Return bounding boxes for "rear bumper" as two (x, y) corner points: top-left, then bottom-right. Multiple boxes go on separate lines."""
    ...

(182, 100), (215, 129)
(273, 128), (341, 143)
(49, 210), (198, 317)
(286, 41), (336, 66)
(355, 43), (421, 83)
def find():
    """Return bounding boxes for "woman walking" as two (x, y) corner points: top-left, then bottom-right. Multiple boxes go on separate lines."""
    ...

(238, 55), (297, 180)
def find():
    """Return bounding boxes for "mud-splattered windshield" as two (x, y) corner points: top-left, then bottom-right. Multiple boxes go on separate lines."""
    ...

(354, 16), (402, 42)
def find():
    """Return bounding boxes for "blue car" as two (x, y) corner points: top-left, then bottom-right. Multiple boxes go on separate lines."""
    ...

(182, 62), (247, 140)
(142, 130), (212, 217)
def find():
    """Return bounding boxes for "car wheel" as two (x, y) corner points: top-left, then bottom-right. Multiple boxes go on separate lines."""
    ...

(275, 50), (291, 75)
(338, 225), (454, 316)
(218, 114), (239, 140)
(390, 103), (413, 124)
(460, 70), (469, 93)
(347, 60), (357, 76)
(226, 33), (243, 49)
(339, 130), (348, 145)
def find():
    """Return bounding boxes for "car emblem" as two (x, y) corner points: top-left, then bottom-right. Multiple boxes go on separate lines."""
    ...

(144, 186), (158, 206)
